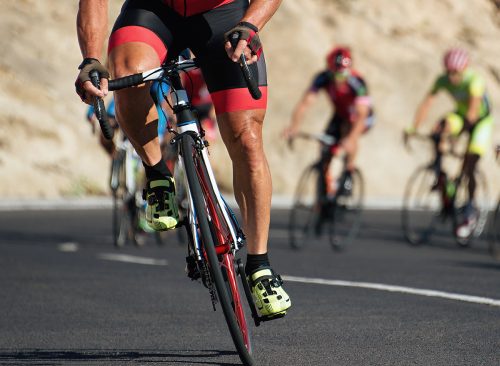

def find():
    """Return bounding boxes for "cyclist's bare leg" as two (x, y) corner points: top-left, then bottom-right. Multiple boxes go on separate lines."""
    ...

(340, 123), (358, 172)
(108, 43), (162, 166)
(109, 43), (178, 231)
(217, 109), (270, 255)
(431, 119), (451, 172)
(462, 153), (480, 201)
(320, 149), (334, 197)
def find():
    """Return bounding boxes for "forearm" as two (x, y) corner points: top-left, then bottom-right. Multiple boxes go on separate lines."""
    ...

(466, 97), (481, 123)
(350, 116), (367, 138)
(414, 95), (434, 129)
(290, 92), (316, 131)
(77, 0), (108, 59)
(290, 104), (307, 131)
(242, 0), (282, 30)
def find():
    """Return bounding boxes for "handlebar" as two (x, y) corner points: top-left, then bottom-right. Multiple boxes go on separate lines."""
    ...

(108, 48), (261, 101)
(404, 132), (461, 158)
(89, 70), (114, 140)
(288, 132), (336, 149)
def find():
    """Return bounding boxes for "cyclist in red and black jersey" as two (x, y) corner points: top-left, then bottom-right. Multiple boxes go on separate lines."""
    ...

(75, 0), (290, 320)
(284, 46), (374, 191)
(181, 66), (218, 142)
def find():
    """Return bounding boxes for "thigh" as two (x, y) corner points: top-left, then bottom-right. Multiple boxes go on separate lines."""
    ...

(108, 0), (185, 63)
(444, 112), (464, 137)
(468, 115), (494, 156)
(107, 1), (181, 144)
(186, 0), (268, 114)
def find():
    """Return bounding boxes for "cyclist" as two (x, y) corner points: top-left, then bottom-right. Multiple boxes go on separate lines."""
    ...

(86, 97), (118, 157)
(283, 46), (374, 198)
(181, 65), (218, 142)
(75, 0), (290, 319)
(406, 48), (494, 239)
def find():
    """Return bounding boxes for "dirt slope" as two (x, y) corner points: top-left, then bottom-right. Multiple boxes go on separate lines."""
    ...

(1, 0), (499, 201)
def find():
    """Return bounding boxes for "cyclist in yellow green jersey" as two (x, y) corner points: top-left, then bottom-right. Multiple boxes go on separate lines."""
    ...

(407, 48), (494, 239)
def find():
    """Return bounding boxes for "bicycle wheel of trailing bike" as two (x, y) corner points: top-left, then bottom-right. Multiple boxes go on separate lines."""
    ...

(111, 152), (130, 248)
(181, 134), (253, 366)
(453, 169), (489, 247)
(402, 165), (443, 245)
(289, 164), (326, 250)
(329, 169), (364, 251)
(488, 200), (500, 260)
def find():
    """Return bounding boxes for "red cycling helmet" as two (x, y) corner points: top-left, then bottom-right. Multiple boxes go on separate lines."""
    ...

(327, 47), (352, 72)
(443, 48), (469, 72)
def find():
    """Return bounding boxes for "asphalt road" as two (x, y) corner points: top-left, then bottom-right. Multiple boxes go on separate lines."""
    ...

(0, 208), (499, 366)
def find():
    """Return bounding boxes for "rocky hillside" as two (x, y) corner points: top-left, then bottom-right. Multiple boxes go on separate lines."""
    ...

(1, 0), (499, 201)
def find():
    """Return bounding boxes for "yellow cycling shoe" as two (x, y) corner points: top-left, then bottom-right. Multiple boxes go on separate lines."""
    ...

(248, 267), (291, 320)
(144, 177), (179, 231)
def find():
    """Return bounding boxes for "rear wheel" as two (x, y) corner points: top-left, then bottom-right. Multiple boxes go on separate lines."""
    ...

(402, 166), (443, 245)
(181, 134), (253, 366)
(289, 164), (325, 250)
(329, 169), (364, 251)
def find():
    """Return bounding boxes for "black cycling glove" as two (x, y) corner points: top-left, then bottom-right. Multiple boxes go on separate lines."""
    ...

(75, 58), (110, 100)
(224, 21), (262, 59)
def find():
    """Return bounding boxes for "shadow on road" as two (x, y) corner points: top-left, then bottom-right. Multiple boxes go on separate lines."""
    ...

(0, 230), (76, 245)
(0, 349), (241, 365)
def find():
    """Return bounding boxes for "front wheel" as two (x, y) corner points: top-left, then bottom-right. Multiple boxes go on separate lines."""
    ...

(181, 134), (253, 366)
(402, 166), (443, 245)
(329, 169), (364, 251)
(289, 164), (325, 250)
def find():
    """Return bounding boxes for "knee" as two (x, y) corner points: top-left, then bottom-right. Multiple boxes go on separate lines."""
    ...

(224, 115), (265, 165)
(109, 48), (158, 79)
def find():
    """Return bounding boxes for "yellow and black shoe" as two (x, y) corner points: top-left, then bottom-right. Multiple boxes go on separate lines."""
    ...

(144, 177), (179, 231)
(248, 267), (291, 320)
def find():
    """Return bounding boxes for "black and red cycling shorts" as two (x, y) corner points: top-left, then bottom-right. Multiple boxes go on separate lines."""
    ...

(108, 0), (267, 114)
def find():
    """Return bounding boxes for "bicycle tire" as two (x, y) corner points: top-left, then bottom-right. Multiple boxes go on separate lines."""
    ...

(488, 199), (500, 260)
(289, 164), (325, 249)
(402, 165), (443, 245)
(111, 153), (129, 247)
(329, 168), (364, 251)
(453, 169), (489, 247)
(180, 134), (254, 366)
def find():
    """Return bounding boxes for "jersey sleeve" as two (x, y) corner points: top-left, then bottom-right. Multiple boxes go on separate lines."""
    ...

(309, 71), (330, 93)
(430, 75), (446, 95)
(469, 74), (486, 98)
(348, 76), (369, 97)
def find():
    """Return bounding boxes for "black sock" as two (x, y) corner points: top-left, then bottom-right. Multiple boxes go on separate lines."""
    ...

(245, 253), (270, 276)
(143, 159), (171, 181)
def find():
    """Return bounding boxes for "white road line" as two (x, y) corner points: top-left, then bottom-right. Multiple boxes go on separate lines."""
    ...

(98, 253), (168, 266)
(58, 242), (79, 252)
(282, 275), (500, 308)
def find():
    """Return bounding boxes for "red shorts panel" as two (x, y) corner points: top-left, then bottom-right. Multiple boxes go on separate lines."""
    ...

(211, 87), (268, 114)
(108, 26), (167, 62)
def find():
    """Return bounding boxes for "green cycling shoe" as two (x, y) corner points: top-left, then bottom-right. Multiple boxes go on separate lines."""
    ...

(144, 177), (179, 231)
(248, 267), (291, 320)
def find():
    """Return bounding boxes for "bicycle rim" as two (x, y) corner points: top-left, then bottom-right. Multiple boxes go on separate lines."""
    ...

(289, 165), (324, 249)
(181, 135), (253, 366)
(329, 169), (364, 251)
(402, 166), (442, 245)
